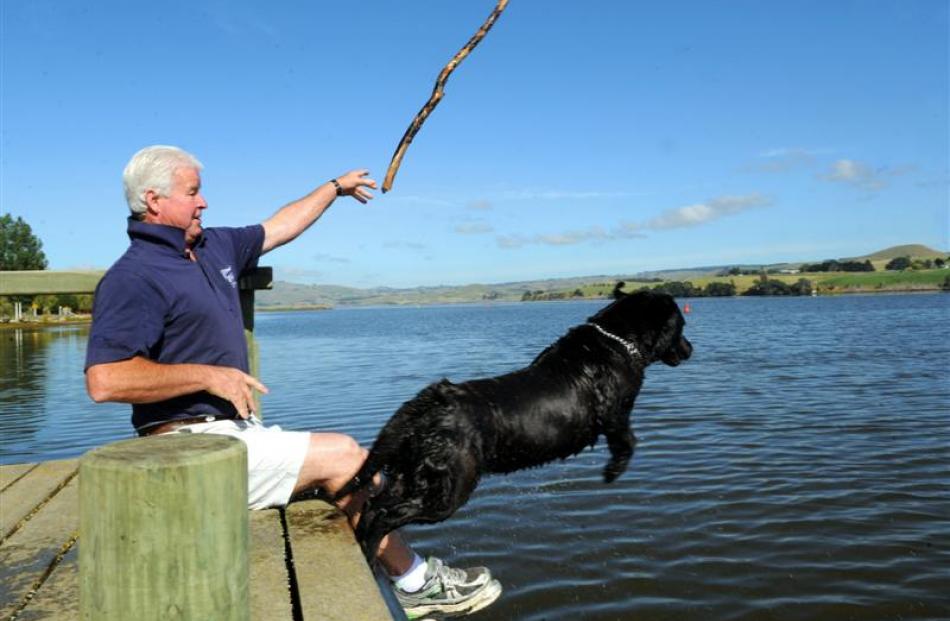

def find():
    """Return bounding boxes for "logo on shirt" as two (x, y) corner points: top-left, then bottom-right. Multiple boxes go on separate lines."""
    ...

(220, 266), (237, 288)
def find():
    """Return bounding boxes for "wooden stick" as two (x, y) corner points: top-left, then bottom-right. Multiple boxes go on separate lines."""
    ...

(382, 0), (510, 193)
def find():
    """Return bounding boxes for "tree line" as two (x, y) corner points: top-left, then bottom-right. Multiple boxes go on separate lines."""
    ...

(521, 288), (588, 301)
(635, 279), (813, 297)
(883, 256), (946, 271)
(799, 259), (874, 272)
(721, 256), (948, 276)
(522, 277), (822, 300)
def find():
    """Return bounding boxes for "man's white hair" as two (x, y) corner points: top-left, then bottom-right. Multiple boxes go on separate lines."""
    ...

(123, 145), (203, 216)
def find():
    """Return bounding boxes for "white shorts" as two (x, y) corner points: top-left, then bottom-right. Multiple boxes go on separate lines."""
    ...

(159, 417), (311, 510)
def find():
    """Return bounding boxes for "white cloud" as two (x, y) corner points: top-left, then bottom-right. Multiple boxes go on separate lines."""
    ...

(640, 194), (772, 231)
(537, 226), (610, 246)
(496, 224), (644, 249)
(454, 222), (495, 235)
(820, 159), (882, 190)
(748, 147), (821, 173)
(818, 159), (912, 191)
(497, 234), (528, 249)
(494, 193), (770, 249)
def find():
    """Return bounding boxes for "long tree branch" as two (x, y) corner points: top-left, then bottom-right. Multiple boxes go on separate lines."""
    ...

(382, 0), (510, 193)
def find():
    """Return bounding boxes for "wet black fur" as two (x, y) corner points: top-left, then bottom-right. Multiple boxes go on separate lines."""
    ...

(336, 285), (693, 560)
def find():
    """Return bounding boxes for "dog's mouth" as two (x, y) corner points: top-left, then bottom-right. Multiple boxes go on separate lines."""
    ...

(661, 336), (693, 367)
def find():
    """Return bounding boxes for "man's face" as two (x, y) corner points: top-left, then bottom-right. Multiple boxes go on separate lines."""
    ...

(149, 166), (207, 246)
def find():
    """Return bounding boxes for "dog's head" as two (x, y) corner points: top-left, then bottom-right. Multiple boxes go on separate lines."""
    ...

(588, 282), (693, 366)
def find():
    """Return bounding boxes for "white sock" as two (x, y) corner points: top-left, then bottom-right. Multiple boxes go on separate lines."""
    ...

(393, 553), (427, 593)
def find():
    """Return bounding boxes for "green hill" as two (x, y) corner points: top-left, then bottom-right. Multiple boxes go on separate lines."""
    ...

(256, 243), (949, 307)
(851, 244), (946, 262)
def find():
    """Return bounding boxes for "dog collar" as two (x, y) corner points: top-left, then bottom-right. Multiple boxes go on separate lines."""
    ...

(587, 322), (642, 361)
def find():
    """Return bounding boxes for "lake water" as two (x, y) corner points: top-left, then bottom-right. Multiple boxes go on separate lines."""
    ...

(2, 293), (948, 620)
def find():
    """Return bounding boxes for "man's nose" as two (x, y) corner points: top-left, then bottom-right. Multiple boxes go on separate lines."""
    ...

(197, 194), (208, 209)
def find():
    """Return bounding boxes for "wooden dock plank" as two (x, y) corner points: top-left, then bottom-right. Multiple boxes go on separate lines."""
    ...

(285, 500), (392, 621)
(0, 463), (35, 492)
(0, 478), (78, 620)
(249, 509), (293, 621)
(12, 510), (296, 621)
(0, 460), (77, 541)
(12, 546), (79, 621)
(2, 465), (393, 620)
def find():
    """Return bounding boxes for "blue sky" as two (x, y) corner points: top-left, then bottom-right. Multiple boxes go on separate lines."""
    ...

(2, 1), (947, 287)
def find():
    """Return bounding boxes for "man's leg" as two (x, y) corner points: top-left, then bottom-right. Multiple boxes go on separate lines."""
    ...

(292, 432), (414, 576)
(292, 432), (502, 619)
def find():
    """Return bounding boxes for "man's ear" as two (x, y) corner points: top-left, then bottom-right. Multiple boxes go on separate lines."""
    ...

(144, 189), (161, 217)
(612, 281), (626, 300)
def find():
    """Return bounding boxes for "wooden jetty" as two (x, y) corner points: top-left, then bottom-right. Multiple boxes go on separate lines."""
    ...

(0, 458), (403, 620)
(1, 268), (406, 619)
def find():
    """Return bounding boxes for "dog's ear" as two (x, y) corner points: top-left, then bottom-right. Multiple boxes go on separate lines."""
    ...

(612, 281), (626, 300)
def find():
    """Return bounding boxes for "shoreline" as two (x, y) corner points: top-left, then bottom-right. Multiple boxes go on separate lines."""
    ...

(2, 287), (944, 329)
(256, 304), (332, 312)
(0, 316), (93, 330)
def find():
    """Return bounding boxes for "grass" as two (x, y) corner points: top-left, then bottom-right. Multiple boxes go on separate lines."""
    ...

(687, 269), (948, 294)
(817, 269), (948, 291)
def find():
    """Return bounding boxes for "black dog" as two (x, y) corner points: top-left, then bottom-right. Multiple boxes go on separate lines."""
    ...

(337, 284), (692, 560)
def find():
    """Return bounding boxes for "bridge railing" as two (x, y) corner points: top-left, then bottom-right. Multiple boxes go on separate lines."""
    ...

(0, 267), (273, 414)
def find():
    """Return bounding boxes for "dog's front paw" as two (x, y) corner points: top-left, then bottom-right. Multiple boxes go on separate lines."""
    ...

(602, 461), (627, 483)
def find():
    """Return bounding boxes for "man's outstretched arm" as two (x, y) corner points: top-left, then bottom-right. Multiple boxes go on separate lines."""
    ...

(261, 169), (377, 254)
(86, 356), (267, 419)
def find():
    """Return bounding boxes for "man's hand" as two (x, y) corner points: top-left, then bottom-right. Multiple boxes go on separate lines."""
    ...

(202, 366), (269, 419)
(334, 169), (377, 204)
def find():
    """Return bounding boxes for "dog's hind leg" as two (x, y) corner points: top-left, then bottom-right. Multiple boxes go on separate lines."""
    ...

(356, 456), (480, 562)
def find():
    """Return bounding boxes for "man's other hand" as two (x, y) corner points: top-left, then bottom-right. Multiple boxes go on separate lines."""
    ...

(203, 366), (269, 419)
(336, 169), (377, 204)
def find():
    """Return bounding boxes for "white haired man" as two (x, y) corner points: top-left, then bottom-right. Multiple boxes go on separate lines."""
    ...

(85, 145), (501, 619)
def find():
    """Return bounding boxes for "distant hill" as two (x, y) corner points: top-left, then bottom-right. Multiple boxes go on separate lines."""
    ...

(850, 244), (947, 262)
(256, 243), (948, 308)
(256, 275), (658, 308)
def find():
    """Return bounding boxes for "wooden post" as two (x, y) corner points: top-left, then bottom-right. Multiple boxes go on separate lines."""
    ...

(239, 267), (272, 419)
(79, 434), (249, 621)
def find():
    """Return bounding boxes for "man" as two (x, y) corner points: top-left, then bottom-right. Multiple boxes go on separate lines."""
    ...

(85, 145), (501, 619)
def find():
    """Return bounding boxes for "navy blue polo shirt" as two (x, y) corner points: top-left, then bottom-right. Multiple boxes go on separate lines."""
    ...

(85, 217), (265, 432)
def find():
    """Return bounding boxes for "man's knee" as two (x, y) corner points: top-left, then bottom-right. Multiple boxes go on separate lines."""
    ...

(294, 433), (367, 495)
(333, 434), (368, 472)
(325, 434), (369, 483)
